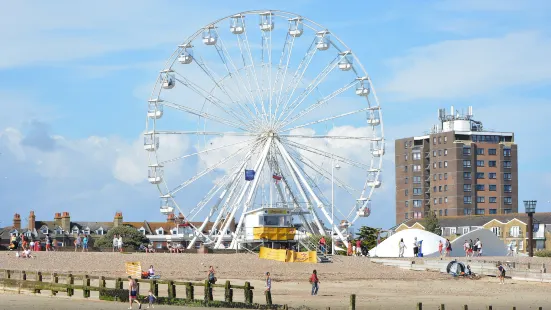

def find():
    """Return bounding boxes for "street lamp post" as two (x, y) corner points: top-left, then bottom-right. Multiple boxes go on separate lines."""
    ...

(331, 159), (340, 255)
(524, 200), (537, 257)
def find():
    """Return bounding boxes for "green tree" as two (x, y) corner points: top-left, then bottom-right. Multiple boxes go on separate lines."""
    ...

(95, 225), (149, 249)
(421, 211), (441, 235)
(356, 226), (380, 249)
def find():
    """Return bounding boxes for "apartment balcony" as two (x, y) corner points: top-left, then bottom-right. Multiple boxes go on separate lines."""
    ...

(507, 231), (523, 238)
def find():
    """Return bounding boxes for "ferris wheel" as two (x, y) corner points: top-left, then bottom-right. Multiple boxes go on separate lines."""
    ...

(144, 10), (384, 249)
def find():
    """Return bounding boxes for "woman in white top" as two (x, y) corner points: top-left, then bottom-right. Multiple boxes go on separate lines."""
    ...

(118, 236), (123, 252)
(398, 238), (407, 257)
(112, 235), (118, 252)
(475, 238), (482, 256)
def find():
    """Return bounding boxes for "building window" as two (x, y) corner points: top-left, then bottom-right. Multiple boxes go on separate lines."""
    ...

(413, 188), (422, 195)
(433, 137), (436, 145)
(413, 200), (422, 208)
(464, 196), (472, 204)
(476, 148), (484, 155)
(445, 209), (448, 216)
(489, 197), (497, 203)
(413, 152), (421, 160)
(439, 174), (442, 180)
(476, 160), (484, 167)
(504, 197), (513, 204)
(439, 197), (443, 204)
(489, 173), (497, 179)
(489, 209), (497, 214)
(476, 184), (485, 191)
(489, 160), (497, 167)
(477, 196), (485, 203)
(414, 164), (422, 171)
(439, 210), (443, 216)
(491, 227), (501, 236)
(476, 172), (485, 179)
(444, 185), (448, 191)
(476, 209), (485, 215)
(413, 211), (423, 219)
(504, 148), (511, 157)
(504, 173), (512, 180)
(489, 148), (497, 155)
(438, 137), (442, 144)
(405, 212), (409, 219)
(438, 150), (442, 156)
(413, 176), (421, 184)
(404, 165), (408, 172)
(463, 148), (471, 156)
(489, 185), (497, 191)
(433, 150), (436, 157)
(433, 186), (437, 192)
(464, 172), (472, 180)
(444, 197), (448, 203)
(405, 189), (409, 196)
(405, 177), (408, 184)
(444, 173), (448, 180)
(464, 208), (472, 215)
(433, 174), (437, 181)
(444, 149), (448, 156)
(503, 161), (512, 168)
(504, 208), (512, 214)
(463, 160), (471, 168)
(139, 228), (146, 235)
(439, 186), (442, 192)
(405, 201), (409, 208)
(464, 184), (472, 192)
(504, 185), (512, 193)
(444, 136), (448, 143)
(434, 198), (438, 205)
(433, 162), (437, 169)
(404, 141), (408, 149)
(444, 161), (448, 168)
(404, 154), (408, 161)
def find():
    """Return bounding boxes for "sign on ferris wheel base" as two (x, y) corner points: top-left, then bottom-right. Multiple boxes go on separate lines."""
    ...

(259, 247), (317, 263)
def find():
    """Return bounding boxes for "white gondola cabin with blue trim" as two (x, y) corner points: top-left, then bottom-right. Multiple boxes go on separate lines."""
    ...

(338, 51), (353, 71)
(259, 11), (274, 32)
(143, 132), (159, 152)
(316, 30), (330, 51)
(148, 164), (164, 184)
(288, 17), (303, 37)
(161, 69), (175, 89)
(355, 76), (370, 96)
(202, 25), (218, 45)
(356, 198), (371, 217)
(230, 14), (245, 34)
(177, 43), (193, 64)
(147, 98), (164, 119)
(159, 194), (175, 215)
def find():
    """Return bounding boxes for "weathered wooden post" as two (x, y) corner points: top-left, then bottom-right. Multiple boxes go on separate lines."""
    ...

(203, 279), (213, 302)
(487, 306), (493, 310)
(83, 275), (90, 298)
(99, 276), (105, 289)
(244, 281), (253, 304)
(168, 280), (176, 298)
(440, 304), (445, 310)
(265, 290), (273, 306)
(185, 282), (194, 301)
(117, 278), (123, 289)
(6, 270), (11, 279)
(21, 271), (27, 281)
(512, 307), (516, 310)
(224, 280), (232, 303)
(150, 280), (158, 297)
(35, 272), (43, 294)
(417, 302), (423, 310)
(349, 294), (356, 310)
(464, 305), (468, 310)
(67, 274), (74, 297)
(51, 273), (59, 296)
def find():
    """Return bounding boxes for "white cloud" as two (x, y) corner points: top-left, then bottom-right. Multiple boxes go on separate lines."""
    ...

(383, 32), (551, 101)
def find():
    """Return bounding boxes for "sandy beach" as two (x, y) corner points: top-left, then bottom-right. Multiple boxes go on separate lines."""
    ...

(1, 251), (551, 309)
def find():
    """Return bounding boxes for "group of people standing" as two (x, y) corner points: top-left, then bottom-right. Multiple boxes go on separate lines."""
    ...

(112, 234), (124, 252)
(463, 238), (483, 257)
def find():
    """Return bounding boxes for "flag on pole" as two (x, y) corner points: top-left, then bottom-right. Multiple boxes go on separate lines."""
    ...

(272, 174), (282, 181)
(245, 169), (255, 181)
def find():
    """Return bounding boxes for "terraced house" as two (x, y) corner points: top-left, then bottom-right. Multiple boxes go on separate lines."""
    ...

(396, 213), (551, 254)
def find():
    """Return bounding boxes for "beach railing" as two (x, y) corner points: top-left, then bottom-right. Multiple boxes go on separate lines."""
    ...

(0, 269), (284, 309)
(342, 298), (546, 310)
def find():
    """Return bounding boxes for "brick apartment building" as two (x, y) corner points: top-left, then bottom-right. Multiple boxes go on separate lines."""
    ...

(395, 106), (518, 224)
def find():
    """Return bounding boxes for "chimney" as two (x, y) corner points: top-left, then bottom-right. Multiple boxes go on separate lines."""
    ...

(13, 213), (21, 230)
(167, 213), (175, 222)
(178, 212), (185, 220)
(54, 213), (62, 228)
(113, 212), (123, 227)
(28, 211), (36, 231)
(61, 212), (71, 232)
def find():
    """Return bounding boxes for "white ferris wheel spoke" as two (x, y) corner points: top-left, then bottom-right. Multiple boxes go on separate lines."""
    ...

(281, 106), (373, 133)
(278, 52), (347, 125)
(272, 31), (297, 125)
(280, 133), (377, 141)
(158, 138), (257, 166)
(277, 79), (358, 130)
(167, 141), (253, 196)
(162, 100), (249, 131)
(235, 33), (265, 122)
(153, 130), (257, 137)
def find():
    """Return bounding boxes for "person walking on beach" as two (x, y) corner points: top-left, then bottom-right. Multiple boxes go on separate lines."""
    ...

(118, 235), (124, 252)
(507, 242), (514, 256)
(309, 270), (320, 296)
(475, 238), (482, 256)
(265, 272), (272, 293)
(445, 238), (452, 257)
(356, 239), (362, 256)
(438, 240), (444, 260)
(145, 290), (157, 309)
(208, 266), (217, 284)
(82, 235), (89, 252)
(113, 234), (118, 252)
(319, 236), (326, 254)
(497, 263), (506, 284)
(127, 276), (142, 309)
(412, 237), (419, 257)
(398, 238), (406, 257)
(463, 240), (470, 257)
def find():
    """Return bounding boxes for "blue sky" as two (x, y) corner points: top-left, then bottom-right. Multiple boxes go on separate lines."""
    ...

(1, 0), (551, 229)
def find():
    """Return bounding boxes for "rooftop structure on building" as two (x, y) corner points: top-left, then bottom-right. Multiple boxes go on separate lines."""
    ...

(395, 106), (518, 224)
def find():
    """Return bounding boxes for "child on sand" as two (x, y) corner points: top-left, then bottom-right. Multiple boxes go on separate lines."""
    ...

(309, 270), (320, 296)
(497, 263), (506, 284)
(145, 290), (157, 309)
